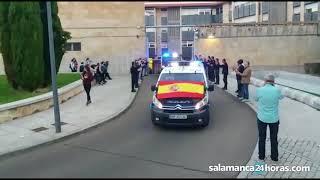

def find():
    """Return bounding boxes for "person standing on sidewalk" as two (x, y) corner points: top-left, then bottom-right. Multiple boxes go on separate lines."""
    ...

(208, 58), (215, 82)
(130, 61), (138, 92)
(235, 59), (244, 96)
(236, 61), (252, 102)
(81, 64), (94, 106)
(214, 58), (220, 85)
(221, 58), (229, 90)
(255, 74), (284, 162)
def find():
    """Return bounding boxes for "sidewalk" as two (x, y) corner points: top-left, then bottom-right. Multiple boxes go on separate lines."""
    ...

(252, 71), (320, 96)
(0, 76), (137, 157)
(215, 74), (320, 178)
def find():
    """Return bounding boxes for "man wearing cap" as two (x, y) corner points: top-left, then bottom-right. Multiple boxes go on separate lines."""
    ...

(255, 74), (284, 162)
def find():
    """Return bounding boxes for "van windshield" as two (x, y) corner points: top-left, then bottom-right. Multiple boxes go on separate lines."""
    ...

(159, 73), (205, 82)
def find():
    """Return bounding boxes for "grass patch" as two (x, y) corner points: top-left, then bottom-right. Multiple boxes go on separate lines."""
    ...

(0, 73), (80, 105)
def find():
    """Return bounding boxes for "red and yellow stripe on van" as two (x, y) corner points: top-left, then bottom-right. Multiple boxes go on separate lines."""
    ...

(156, 81), (204, 99)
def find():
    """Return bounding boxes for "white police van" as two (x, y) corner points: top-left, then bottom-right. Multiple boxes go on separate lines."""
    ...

(150, 61), (214, 128)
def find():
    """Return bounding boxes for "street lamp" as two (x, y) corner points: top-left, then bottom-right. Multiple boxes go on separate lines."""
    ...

(46, 1), (62, 133)
(208, 33), (215, 39)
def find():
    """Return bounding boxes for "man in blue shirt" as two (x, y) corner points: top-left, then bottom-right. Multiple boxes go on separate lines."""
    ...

(255, 74), (284, 162)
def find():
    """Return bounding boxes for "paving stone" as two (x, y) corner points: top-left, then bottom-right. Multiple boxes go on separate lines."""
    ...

(308, 142), (319, 159)
(291, 156), (302, 166)
(287, 139), (298, 152)
(282, 152), (290, 160)
(286, 154), (296, 163)
(281, 170), (293, 178)
(282, 138), (292, 149)
(306, 171), (316, 178)
(280, 137), (288, 147)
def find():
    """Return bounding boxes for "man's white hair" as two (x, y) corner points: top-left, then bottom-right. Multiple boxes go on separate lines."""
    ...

(264, 73), (275, 83)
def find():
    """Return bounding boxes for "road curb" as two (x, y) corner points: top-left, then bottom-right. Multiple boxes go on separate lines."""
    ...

(0, 82), (140, 161)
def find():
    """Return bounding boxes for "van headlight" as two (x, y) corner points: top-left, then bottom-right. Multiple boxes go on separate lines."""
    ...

(153, 96), (163, 109)
(195, 94), (209, 110)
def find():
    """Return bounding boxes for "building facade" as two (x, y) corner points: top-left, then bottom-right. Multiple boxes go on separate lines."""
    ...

(145, 1), (320, 60)
(144, 1), (224, 60)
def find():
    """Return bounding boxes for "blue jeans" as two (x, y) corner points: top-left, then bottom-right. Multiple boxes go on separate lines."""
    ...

(241, 83), (249, 99)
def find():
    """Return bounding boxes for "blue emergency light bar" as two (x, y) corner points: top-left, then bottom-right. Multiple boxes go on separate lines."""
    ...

(162, 53), (170, 58)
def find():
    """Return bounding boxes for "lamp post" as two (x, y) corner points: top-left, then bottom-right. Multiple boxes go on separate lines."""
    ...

(46, 1), (61, 133)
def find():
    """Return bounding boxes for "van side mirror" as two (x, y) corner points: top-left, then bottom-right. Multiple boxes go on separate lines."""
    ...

(207, 84), (214, 91)
(151, 85), (157, 92)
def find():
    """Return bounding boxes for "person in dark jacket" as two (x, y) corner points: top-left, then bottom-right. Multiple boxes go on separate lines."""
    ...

(135, 60), (141, 87)
(221, 59), (229, 90)
(130, 61), (138, 92)
(79, 62), (84, 73)
(104, 61), (112, 80)
(236, 59), (245, 97)
(95, 63), (105, 85)
(214, 58), (220, 85)
(81, 64), (94, 106)
(208, 59), (215, 82)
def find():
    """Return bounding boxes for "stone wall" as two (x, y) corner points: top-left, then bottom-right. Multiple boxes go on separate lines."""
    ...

(0, 2), (146, 75)
(58, 2), (146, 75)
(0, 80), (83, 123)
(195, 23), (320, 67)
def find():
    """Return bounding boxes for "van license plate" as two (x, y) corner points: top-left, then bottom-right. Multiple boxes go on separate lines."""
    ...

(169, 114), (187, 119)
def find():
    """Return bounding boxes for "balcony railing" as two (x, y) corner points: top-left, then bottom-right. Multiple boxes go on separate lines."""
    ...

(305, 12), (319, 22)
(181, 14), (222, 25)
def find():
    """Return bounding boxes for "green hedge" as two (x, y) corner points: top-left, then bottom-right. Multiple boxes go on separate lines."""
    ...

(0, 2), (71, 91)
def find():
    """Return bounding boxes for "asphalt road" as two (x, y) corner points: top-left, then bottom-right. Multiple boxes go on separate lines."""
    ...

(0, 75), (258, 178)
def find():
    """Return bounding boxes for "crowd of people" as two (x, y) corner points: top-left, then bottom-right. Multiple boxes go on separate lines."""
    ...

(195, 55), (252, 102)
(130, 58), (149, 92)
(195, 55), (229, 90)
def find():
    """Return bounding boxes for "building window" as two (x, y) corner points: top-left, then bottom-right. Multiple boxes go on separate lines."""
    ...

(306, 8), (312, 13)
(148, 42), (155, 48)
(262, 2), (269, 14)
(65, 42), (81, 51)
(199, 9), (212, 15)
(249, 3), (256, 16)
(244, 3), (250, 17)
(161, 17), (168, 25)
(293, 13), (300, 22)
(234, 6), (239, 19)
(239, 4), (244, 17)
(293, 2), (301, 7)
(182, 41), (193, 47)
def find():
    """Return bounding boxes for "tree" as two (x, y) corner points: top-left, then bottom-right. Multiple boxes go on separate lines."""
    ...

(0, 2), (71, 90)
(3, 2), (45, 91)
(40, 2), (71, 87)
(0, 2), (17, 89)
